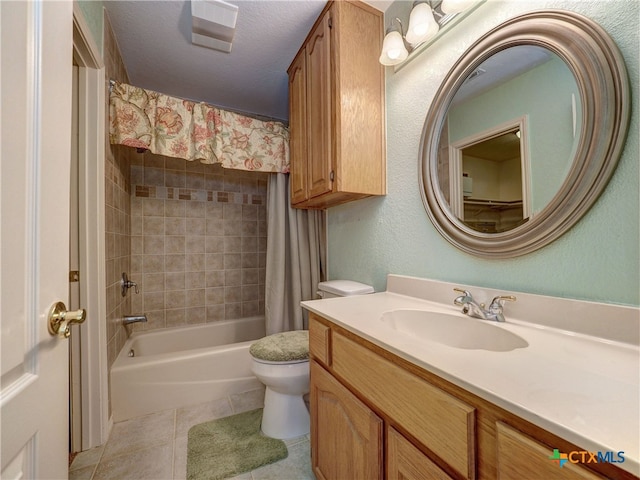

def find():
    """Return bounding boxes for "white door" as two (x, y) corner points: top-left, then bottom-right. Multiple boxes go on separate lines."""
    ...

(1, 1), (74, 478)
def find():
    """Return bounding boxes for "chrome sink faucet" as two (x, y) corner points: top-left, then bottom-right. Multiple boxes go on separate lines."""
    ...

(453, 288), (516, 322)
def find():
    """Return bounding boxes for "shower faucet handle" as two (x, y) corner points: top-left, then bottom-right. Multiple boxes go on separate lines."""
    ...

(121, 272), (139, 296)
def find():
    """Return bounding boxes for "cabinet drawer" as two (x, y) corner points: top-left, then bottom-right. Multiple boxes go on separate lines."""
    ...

(496, 422), (604, 480)
(388, 426), (455, 480)
(309, 314), (331, 365)
(332, 332), (476, 479)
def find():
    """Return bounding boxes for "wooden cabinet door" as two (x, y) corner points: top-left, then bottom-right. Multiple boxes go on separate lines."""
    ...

(288, 49), (308, 204)
(387, 427), (455, 480)
(310, 360), (383, 480)
(306, 9), (333, 200)
(496, 423), (604, 480)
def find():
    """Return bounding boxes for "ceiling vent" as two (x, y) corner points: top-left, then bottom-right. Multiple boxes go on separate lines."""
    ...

(191, 0), (238, 53)
(464, 67), (487, 83)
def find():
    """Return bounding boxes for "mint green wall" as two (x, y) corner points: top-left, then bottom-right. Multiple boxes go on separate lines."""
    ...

(76, 0), (104, 54)
(448, 56), (579, 213)
(327, 0), (639, 306)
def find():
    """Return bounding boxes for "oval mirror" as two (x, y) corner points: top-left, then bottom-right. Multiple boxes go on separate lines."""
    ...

(419, 10), (630, 258)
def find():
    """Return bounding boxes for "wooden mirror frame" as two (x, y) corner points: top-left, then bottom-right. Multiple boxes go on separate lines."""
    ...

(419, 10), (630, 258)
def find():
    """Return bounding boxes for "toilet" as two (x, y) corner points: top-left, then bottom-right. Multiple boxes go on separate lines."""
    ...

(250, 280), (374, 439)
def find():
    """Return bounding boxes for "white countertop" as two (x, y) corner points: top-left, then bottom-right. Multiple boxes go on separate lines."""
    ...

(302, 276), (640, 476)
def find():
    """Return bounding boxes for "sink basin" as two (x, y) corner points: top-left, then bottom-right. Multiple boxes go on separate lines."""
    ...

(381, 309), (528, 352)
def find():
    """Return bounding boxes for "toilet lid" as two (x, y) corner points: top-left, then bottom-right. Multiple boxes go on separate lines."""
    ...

(250, 330), (309, 363)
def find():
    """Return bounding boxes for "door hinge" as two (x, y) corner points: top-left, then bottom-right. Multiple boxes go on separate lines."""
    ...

(330, 170), (335, 182)
(69, 271), (80, 282)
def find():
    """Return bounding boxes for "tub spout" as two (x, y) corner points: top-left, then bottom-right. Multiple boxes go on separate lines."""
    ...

(123, 314), (147, 326)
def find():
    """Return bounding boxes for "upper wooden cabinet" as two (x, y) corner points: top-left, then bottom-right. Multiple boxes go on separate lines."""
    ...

(287, 1), (386, 209)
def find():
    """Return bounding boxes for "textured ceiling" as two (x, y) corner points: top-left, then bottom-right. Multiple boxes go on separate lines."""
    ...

(105, 1), (391, 122)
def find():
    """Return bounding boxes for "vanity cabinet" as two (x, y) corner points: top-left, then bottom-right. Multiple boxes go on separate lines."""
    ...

(308, 313), (635, 480)
(287, 0), (385, 209)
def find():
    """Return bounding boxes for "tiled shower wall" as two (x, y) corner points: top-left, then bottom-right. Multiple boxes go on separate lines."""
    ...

(104, 10), (132, 391)
(128, 152), (268, 332)
(101, 7), (268, 417)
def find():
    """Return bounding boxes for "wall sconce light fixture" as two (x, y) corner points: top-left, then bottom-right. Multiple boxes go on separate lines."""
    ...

(379, 0), (479, 67)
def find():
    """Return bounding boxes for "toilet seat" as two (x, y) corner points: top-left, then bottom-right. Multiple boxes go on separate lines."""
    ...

(249, 330), (309, 363)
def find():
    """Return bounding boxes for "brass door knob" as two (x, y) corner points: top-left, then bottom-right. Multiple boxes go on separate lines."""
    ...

(48, 301), (86, 338)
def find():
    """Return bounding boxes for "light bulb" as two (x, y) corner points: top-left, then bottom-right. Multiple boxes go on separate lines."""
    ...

(379, 30), (408, 66)
(441, 0), (477, 15)
(387, 48), (403, 60)
(405, 3), (439, 46)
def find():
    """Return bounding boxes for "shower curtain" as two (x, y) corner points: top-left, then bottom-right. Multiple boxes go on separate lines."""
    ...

(265, 174), (325, 334)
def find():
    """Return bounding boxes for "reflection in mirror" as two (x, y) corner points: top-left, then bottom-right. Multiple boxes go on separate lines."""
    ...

(438, 45), (581, 233)
(459, 128), (527, 232)
(443, 116), (530, 233)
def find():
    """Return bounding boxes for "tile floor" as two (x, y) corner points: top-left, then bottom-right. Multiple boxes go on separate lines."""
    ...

(69, 387), (315, 480)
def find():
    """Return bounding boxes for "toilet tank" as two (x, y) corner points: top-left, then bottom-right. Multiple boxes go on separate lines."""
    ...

(317, 280), (374, 299)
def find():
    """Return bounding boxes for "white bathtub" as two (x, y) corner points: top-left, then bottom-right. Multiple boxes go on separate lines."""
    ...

(111, 317), (265, 422)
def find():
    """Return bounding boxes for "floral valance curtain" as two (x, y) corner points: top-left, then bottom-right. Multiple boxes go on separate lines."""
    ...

(109, 81), (290, 173)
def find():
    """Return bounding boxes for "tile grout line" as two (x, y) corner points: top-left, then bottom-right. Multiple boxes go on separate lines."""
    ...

(172, 407), (178, 480)
(90, 440), (108, 480)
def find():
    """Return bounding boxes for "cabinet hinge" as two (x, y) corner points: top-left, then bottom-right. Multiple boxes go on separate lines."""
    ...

(330, 170), (335, 182)
(328, 16), (332, 29)
(69, 271), (80, 282)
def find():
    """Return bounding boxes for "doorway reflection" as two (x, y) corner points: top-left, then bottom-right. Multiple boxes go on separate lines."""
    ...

(460, 130), (526, 233)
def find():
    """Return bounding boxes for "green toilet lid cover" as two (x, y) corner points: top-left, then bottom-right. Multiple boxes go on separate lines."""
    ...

(250, 330), (309, 362)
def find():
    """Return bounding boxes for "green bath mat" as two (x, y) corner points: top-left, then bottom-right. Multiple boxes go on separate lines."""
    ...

(187, 408), (288, 480)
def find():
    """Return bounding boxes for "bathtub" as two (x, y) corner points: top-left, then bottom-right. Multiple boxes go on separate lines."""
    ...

(111, 316), (265, 422)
